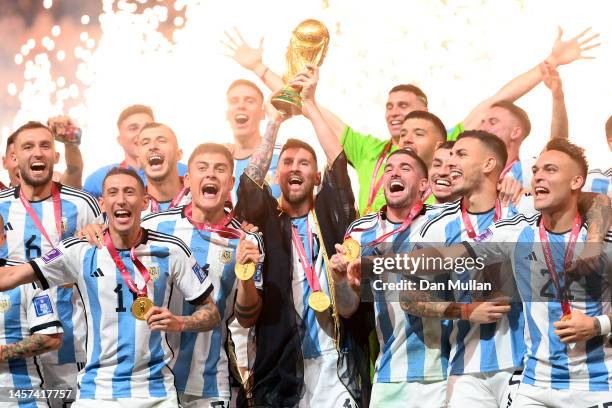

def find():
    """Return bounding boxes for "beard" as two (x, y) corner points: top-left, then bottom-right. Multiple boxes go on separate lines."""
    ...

(19, 164), (53, 187)
(281, 185), (312, 207)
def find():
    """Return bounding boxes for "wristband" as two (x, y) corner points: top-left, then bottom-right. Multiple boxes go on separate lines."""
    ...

(596, 315), (612, 335)
(460, 303), (470, 320)
(178, 317), (186, 332)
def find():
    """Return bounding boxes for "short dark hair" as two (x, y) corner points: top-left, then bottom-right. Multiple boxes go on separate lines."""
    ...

(227, 79), (264, 102)
(543, 138), (588, 180)
(605, 115), (612, 139)
(403, 110), (446, 142)
(188, 143), (234, 173)
(102, 167), (145, 193)
(491, 100), (531, 139)
(389, 84), (428, 107)
(457, 130), (508, 173)
(117, 104), (154, 129)
(387, 148), (428, 179)
(435, 140), (455, 151)
(9, 121), (53, 145)
(279, 138), (318, 167)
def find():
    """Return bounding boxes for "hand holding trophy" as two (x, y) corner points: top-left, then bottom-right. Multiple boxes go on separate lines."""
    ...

(271, 19), (330, 117)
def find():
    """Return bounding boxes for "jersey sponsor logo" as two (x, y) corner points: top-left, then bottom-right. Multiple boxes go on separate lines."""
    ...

(90, 267), (104, 278)
(148, 263), (160, 281)
(219, 249), (233, 264)
(193, 263), (208, 284)
(33, 294), (54, 316)
(0, 294), (11, 312)
(42, 248), (63, 264)
(3, 221), (13, 231)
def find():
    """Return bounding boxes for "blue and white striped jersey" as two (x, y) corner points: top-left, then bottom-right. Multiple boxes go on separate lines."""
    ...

(0, 184), (101, 368)
(30, 230), (213, 400)
(230, 144), (282, 205)
(345, 208), (450, 383)
(468, 215), (612, 391)
(0, 259), (62, 408)
(290, 213), (336, 359)
(584, 168), (612, 199)
(418, 199), (526, 376)
(505, 156), (535, 189)
(141, 207), (264, 398)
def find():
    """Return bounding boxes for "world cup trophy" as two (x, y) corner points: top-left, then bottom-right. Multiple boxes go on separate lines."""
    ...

(271, 19), (330, 117)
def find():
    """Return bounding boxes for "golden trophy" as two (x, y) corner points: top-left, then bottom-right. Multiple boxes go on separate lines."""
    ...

(271, 19), (330, 117)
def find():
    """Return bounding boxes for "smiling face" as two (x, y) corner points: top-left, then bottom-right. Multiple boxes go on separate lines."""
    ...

(117, 112), (153, 160)
(100, 173), (148, 235)
(276, 147), (320, 207)
(385, 91), (428, 142)
(398, 117), (442, 167)
(185, 152), (234, 214)
(382, 152), (428, 209)
(429, 147), (455, 202)
(137, 125), (182, 182)
(226, 84), (265, 143)
(14, 127), (59, 188)
(448, 137), (494, 196)
(531, 150), (584, 212)
(478, 106), (521, 148)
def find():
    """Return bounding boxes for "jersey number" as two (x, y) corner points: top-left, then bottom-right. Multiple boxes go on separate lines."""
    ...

(539, 269), (574, 301)
(26, 235), (41, 260)
(114, 283), (127, 313)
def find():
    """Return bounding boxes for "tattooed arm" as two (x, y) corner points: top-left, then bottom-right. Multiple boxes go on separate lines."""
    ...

(578, 192), (612, 243)
(0, 333), (62, 362)
(182, 296), (220, 332)
(329, 247), (360, 318)
(245, 101), (287, 187)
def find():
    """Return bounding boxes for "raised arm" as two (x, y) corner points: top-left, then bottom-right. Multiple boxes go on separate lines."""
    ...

(0, 263), (38, 291)
(244, 101), (287, 186)
(329, 245), (361, 318)
(462, 27), (600, 130)
(223, 27), (348, 141)
(0, 333), (62, 362)
(578, 192), (611, 243)
(294, 65), (342, 163)
(48, 115), (84, 188)
(541, 62), (569, 140)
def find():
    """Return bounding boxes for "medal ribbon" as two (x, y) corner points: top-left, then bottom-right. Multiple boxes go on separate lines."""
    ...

(499, 159), (518, 180)
(461, 198), (501, 239)
(149, 178), (189, 213)
(103, 230), (150, 297)
(538, 213), (582, 317)
(291, 214), (323, 294)
(19, 183), (62, 247)
(184, 204), (241, 239)
(365, 141), (393, 212)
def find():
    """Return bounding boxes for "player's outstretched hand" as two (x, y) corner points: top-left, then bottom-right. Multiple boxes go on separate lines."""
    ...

(76, 223), (106, 248)
(145, 306), (184, 332)
(553, 310), (598, 343)
(498, 176), (523, 207)
(463, 297), (511, 323)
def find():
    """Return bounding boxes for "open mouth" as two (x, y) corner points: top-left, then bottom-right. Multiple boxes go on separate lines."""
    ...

(235, 114), (249, 125)
(202, 184), (219, 198)
(148, 154), (164, 167)
(434, 178), (451, 187)
(30, 162), (46, 172)
(389, 180), (405, 193)
(450, 170), (463, 181)
(113, 209), (131, 220)
(288, 175), (303, 186)
(534, 186), (550, 198)
(389, 119), (402, 127)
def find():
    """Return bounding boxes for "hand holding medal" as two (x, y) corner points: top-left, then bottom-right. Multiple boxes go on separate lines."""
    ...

(235, 235), (261, 281)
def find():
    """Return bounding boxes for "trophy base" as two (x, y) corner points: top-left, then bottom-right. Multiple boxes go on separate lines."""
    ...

(271, 86), (303, 117)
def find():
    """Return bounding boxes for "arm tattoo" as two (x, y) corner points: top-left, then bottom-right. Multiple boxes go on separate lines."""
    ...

(0, 334), (58, 362)
(235, 298), (261, 320)
(400, 288), (459, 319)
(183, 301), (219, 332)
(580, 193), (612, 242)
(245, 120), (281, 186)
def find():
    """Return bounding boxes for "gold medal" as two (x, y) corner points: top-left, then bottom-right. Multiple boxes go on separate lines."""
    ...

(235, 262), (256, 281)
(308, 291), (330, 312)
(561, 313), (572, 322)
(342, 238), (361, 262)
(131, 296), (154, 320)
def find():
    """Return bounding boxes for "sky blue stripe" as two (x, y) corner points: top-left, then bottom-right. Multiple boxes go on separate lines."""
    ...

(591, 177), (610, 195)
(80, 248), (102, 398)
(510, 161), (523, 184)
(405, 314), (425, 380)
(56, 287), (75, 364)
(147, 245), (170, 398)
(60, 198), (78, 238)
(0, 200), (12, 259)
(522, 301), (539, 386)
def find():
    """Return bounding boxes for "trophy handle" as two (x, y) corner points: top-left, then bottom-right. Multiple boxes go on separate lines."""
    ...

(271, 85), (303, 117)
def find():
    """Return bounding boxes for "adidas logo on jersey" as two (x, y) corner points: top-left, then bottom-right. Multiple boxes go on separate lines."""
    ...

(3, 222), (13, 231)
(525, 252), (537, 261)
(90, 268), (104, 278)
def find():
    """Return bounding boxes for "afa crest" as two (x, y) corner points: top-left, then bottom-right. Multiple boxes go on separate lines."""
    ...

(0, 294), (11, 312)
(61, 217), (68, 234)
(148, 264), (160, 281)
(219, 249), (233, 264)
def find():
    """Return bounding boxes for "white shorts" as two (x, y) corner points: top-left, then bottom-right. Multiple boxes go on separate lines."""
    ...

(514, 383), (612, 408)
(178, 393), (230, 408)
(72, 394), (179, 408)
(371, 380), (447, 408)
(42, 362), (83, 408)
(300, 352), (356, 408)
(447, 368), (521, 408)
